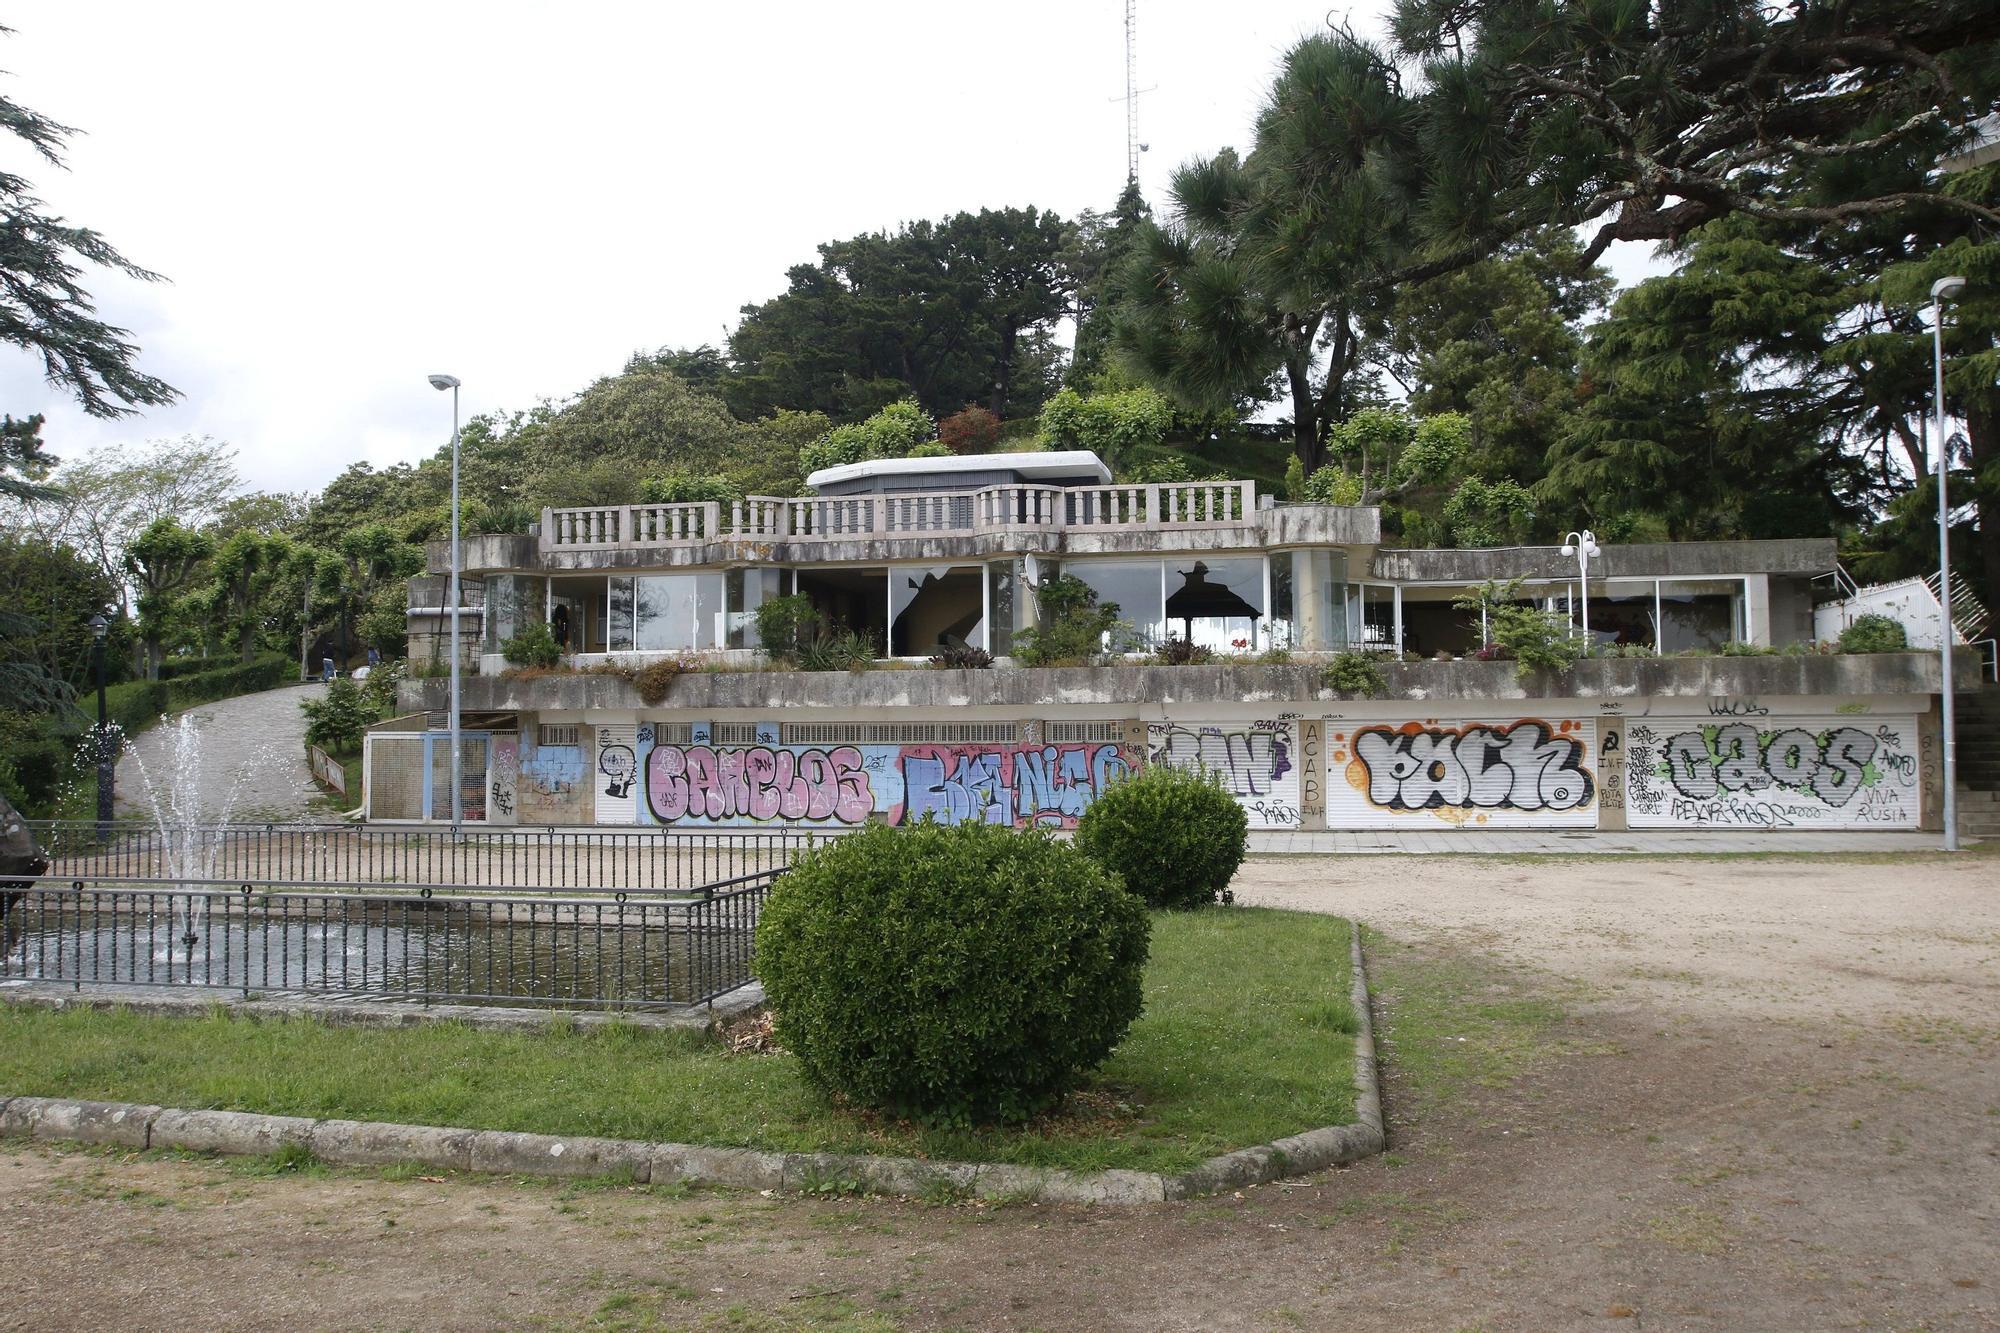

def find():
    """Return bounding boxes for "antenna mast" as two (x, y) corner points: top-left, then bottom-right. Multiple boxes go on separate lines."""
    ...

(1123, 0), (1140, 183)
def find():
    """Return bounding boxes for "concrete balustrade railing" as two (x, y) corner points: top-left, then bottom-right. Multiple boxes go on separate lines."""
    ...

(541, 479), (1261, 552)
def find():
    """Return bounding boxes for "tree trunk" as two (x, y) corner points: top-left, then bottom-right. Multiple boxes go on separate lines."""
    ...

(989, 325), (1017, 419)
(1286, 357), (1321, 474)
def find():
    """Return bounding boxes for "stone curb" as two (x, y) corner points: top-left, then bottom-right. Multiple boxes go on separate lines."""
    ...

(0, 919), (1385, 1204)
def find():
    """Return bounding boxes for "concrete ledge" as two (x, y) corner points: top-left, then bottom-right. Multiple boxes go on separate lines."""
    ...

(409, 652), (1949, 716)
(0, 918), (1387, 1204)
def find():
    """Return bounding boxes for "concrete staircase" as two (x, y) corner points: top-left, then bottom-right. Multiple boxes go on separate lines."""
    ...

(1955, 686), (2000, 840)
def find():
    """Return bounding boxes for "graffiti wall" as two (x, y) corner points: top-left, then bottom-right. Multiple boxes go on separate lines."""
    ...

(489, 736), (518, 826)
(1624, 715), (1920, 829)
(520, 739), (586, 822)
(1325, 718), (1599, 828)
(595, 729), (1135, 828)
(1146, 718), (1302, 828)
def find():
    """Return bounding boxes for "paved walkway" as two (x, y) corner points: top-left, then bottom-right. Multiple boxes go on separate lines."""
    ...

(1246, 827), (1957, 854)
(113, 681), (326, 824)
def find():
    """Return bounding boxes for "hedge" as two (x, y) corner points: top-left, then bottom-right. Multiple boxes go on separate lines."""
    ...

(100, 654), (291, 740)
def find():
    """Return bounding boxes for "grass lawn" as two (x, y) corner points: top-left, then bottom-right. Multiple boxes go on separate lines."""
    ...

(0, 907), (1355, 1176)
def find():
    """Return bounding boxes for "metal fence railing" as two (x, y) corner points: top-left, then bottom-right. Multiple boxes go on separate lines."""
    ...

(27, 821), (840, 896)
(1, 871), (779, 1009)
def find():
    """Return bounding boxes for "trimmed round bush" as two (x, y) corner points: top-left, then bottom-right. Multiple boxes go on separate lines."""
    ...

(755, 820), (1150, 1126)
(1074, 763), (1248, 910)
(1837, 612), (1908, 654)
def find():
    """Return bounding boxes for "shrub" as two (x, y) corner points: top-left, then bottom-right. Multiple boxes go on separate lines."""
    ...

(798, 627), (876, 672)
(1036, 386), (1173, 466)
(1322, 651), (1388, 697)
(1152, 636), (1214, 666)
(1838, 613), (1909, 654)
(1282, 453), (1305, 500)
(360, 657), (405, 714)
(1074, 764), (1248, 910)
(1716, 640), (1777, 657)
(907, 440), (952, 458)
(926, 644), (994, 670)
(756, 820), (1151, 1126)
(638, 472), (743, 505)
(1014, 574), (1127, 666)
(799, 399), (933, 475)
(755, 593), (822, 660)
(1300, 465), (1364, 507)
(300, 678), (373, 754)
(633, 658), (687, 705)
(938, 405), (1001, 455)
(501, 620), (562, 669)
(1453, 579), (1580, 680)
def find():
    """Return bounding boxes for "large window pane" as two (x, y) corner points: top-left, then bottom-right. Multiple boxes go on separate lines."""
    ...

(607, 577), (634, 651)
(1165, 556), (1265, 652)
(1268, 552), (1295, 650)
(988, 560), (1017, 656)
(1659, 579), (1741, 653)
(890, 565), (984, 656)
(634, 573), (727, 651)
(1062, 559), (1164, 650)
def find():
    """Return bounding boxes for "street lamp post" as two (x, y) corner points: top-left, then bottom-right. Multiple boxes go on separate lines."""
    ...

(1560, 529), (1601, 643)
(1931, 275), (1967, 852)
(88, 612), (112, 837)
(429, 373), (464, 837)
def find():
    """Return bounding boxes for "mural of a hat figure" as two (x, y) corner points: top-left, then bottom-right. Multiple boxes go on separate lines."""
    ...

(0, 791), (50, 953)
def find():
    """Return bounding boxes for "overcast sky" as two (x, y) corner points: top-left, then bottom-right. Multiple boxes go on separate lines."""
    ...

(1, 2), (1654, 501)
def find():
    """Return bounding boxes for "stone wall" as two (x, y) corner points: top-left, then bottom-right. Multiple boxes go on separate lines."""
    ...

(377, 655), (1949, 833)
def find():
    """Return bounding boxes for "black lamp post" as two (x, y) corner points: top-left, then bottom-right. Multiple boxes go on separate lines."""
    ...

(88, 612), (113, 836)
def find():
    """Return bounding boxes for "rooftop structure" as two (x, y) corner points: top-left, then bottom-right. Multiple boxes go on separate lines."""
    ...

(409, 453), (1833, 673)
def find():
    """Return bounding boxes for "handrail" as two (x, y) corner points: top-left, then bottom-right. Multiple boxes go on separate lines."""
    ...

(539, 478), (1263, 551)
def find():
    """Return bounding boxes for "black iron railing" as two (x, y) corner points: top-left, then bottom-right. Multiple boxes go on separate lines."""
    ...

(27, 821), (838, 895)
(0, 871), (779, 1009)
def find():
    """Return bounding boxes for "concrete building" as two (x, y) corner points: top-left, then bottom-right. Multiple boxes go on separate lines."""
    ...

(371, 452), (1965, 835)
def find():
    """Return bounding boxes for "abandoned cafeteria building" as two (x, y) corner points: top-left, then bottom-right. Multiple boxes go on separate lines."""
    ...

(369, 450), (1989, 837)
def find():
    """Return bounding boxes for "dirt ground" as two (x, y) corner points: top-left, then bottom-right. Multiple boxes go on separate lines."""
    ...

(2, 851), (1996, 1332)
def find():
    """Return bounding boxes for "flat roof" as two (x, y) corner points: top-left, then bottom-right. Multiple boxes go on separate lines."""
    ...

(805, 449), (1112, 491)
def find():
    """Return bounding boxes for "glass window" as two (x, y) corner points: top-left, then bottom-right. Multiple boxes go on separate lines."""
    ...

(988, 560), (1017, 656)
(1658, 579), (1741, 653)
(635, 573), (727, 651)
(607, 577), (634, 651)
(1062, 559), (1165, 650)
(1268, 552), (1295, 651)
(481, 575), (546, 653)
(727, 567), (788, 650)
(890, 565), (985, 656)
(1164, 556), (1265, 652)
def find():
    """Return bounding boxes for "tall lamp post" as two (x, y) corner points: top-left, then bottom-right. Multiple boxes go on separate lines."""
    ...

(88, 612), (113, 837)
(1560, 529), (1601, 643)
(428, 373), (464, 837)
(1931, 275), (1967, 852)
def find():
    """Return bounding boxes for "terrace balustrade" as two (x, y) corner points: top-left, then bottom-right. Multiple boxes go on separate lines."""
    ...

(540, 479), (1260, 552)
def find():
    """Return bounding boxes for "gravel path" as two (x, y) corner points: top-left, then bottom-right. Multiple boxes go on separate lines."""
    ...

(113, 682), (326, 824)
(2, 850), (1995, 1330)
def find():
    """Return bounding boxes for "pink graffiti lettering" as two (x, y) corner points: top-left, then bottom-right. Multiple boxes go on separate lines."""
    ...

(647, 745), (873, 825)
